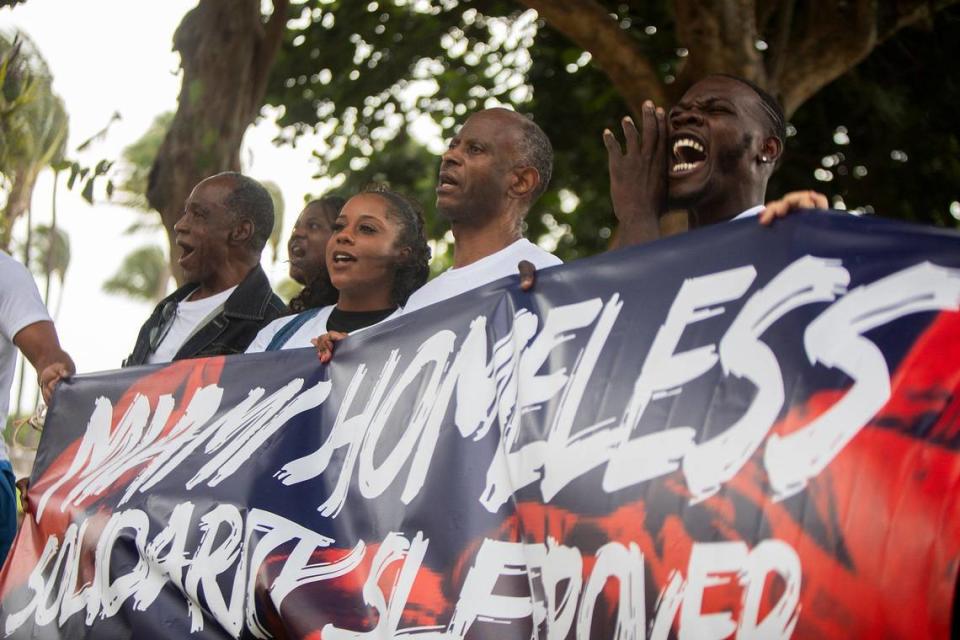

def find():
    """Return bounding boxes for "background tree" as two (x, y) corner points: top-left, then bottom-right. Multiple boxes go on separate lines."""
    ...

(146, 0), (290, 284)
(0, 30), (71, 425)
(117, 112), (173, 214)
(263, 0), (960, 260)
(102, 245), (170, 304)
(771, 9), (960, 228)
(147, 0), (960, 276)
(108, 110), (288, 301)
(0, 31), (68, 251)
(101, 112), (174, 303)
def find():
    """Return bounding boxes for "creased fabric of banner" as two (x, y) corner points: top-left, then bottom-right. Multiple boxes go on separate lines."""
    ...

(2, 213), (959, 639)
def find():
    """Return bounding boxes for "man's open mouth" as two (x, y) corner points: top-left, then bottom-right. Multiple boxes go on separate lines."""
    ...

(177, 241), (196, 263)
(437, 172), (459, 193)
(670, 136), (707, 174)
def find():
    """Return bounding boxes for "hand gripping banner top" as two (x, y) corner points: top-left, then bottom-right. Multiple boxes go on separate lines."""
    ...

(2, 212), (960, 639)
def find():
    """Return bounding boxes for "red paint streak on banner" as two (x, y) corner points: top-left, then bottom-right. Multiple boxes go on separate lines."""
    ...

(3, 311), (960, 636)
(0, 358), (225, 599)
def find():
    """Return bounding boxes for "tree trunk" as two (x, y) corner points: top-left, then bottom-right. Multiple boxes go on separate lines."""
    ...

(147, 0), (289, 284)
(515, 0), (957, 237)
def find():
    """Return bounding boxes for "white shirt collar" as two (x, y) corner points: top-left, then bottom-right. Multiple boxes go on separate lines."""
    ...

(730, 204), (764, 221)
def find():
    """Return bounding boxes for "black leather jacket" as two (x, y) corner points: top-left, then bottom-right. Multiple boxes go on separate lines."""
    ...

(123, 265), (286, 367)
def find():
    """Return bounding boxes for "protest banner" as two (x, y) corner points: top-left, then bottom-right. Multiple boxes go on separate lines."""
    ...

(2, 213), (959, 639)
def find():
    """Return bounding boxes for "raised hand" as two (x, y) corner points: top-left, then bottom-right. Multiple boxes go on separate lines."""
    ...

(603, 100), (668, 247)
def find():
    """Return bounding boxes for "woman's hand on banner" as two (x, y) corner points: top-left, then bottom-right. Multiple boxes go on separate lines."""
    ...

(312, 331), (348, 364)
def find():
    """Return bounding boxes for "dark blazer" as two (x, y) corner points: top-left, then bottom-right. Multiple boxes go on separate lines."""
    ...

(123, 265), (286, 367)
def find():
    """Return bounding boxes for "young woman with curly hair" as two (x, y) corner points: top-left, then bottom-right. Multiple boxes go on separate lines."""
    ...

(246, 186), (430, 353)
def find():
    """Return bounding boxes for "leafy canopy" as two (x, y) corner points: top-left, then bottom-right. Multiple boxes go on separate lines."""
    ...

(264, 1), (960, 264)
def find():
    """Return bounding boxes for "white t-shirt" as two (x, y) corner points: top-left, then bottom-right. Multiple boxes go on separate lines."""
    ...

(0, 251), (52, 461)
(730, 204), (764, 221)
(401, 239), (562, 314)
(246, 305), (335, 353)
(146, 286), (237, 364)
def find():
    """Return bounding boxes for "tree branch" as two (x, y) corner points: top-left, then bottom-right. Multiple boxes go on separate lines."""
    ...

(775, 0), (960, 116)
(250, 0), (291, 114)
(515, 0), (668, 113)
(764, 0), (795, 93)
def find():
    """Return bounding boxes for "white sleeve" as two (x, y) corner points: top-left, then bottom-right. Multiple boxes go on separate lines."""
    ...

(245, 315), (295, 353)
(0, 255), (51, 342)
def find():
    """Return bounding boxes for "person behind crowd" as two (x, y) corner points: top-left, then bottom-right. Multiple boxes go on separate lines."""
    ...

(0, 250), (75, 565)
(604, 74), (827, 246)
(246, 186), (430, 353)
(286, 196), (345, 314)
(123, 172), (286, 367)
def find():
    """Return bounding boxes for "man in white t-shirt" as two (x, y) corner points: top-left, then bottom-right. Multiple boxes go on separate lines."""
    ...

(123, 172), (286, 366)
(0, 250), (74, 565)
(401, 108), (562, 314)
(316, 109), (560, 359)
(605, 74), (827, 245)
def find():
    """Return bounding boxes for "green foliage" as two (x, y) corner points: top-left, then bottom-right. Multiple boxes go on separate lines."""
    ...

(102, 244), (170, 303)
(4, 413), (41, 453)
(24, 223), (69, 281)
(97, 113), (176, 304)
(117, 111), (173, 211)
(63, 158), (113, 205)
(265, 0), (960, 264)
(263, 2), (687, 261)
(771, 6), (960, 228)
(0, 38), (38, 175)
(0, 31), (69, 250)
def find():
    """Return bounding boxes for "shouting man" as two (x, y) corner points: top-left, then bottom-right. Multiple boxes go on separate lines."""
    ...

(124, 172), (285, 366)
(605, 74), (827, 245)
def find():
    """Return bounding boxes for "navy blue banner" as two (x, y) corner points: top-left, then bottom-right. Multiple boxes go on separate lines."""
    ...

(3, 213), (960, 639)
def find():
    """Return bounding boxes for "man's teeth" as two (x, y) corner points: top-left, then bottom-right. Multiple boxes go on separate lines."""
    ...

(672, 161), (703, 173)
(673, 138), (704, 155)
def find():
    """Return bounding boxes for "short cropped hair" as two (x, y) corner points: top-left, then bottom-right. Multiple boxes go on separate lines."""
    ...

(511, 114), (553, 203)
(717, 74), (786, 144)
(219, 172), (275, 253)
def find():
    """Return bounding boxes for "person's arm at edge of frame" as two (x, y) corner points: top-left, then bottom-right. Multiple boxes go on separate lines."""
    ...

(13, 320), (75, 405)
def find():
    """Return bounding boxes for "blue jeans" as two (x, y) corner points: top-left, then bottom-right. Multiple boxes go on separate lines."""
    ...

(0, 460), (17, 568)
